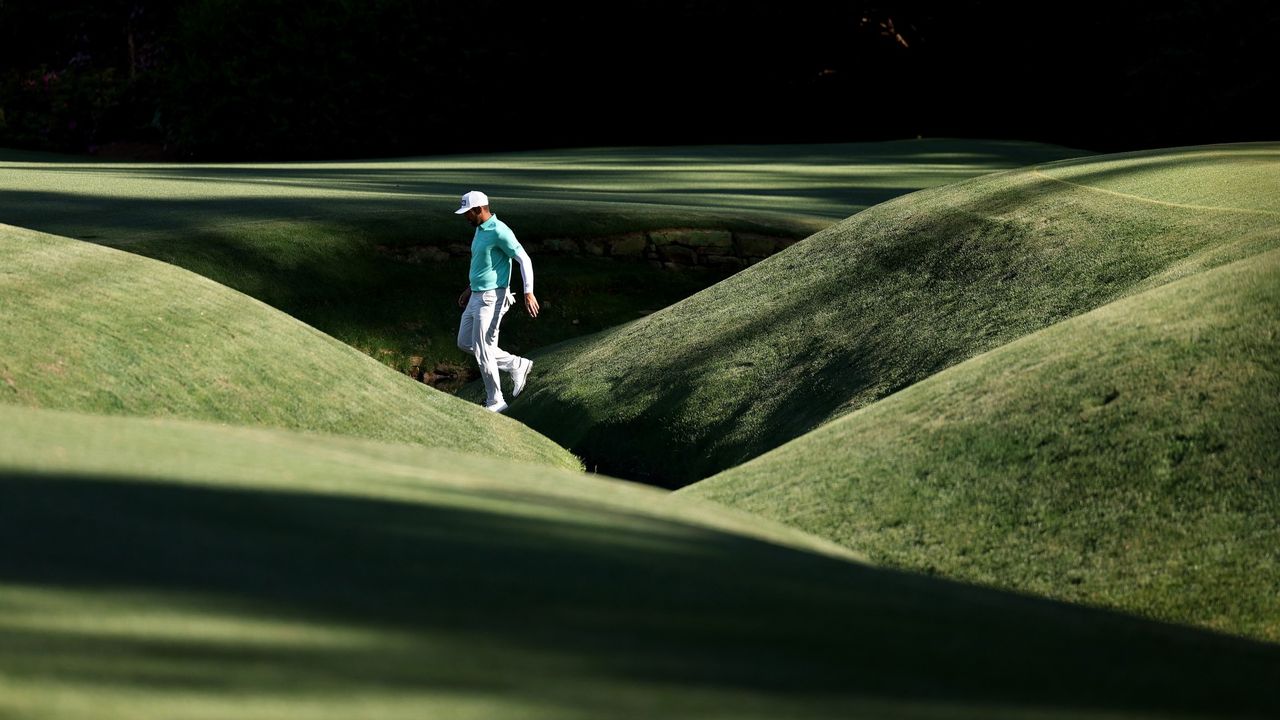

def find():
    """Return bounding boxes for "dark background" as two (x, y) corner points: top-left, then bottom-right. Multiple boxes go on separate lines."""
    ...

(1, 0), (1275, 160)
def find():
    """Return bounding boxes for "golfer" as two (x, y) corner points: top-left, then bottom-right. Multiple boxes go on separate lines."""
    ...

(454, 190), (538, 413)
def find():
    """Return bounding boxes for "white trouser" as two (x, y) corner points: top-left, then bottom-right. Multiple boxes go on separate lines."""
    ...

(457, 288), (523, 406)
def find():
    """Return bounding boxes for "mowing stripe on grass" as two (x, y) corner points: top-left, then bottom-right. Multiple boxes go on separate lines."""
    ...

(1030, 168), (1280, 216)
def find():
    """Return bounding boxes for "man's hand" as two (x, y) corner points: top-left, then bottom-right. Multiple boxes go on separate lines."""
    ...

(457, 288), (472, 308)
(524, 292), (540, 318)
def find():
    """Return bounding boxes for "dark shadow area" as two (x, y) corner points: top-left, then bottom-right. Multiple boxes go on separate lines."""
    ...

(2, 470), (1279, 716)
(4, 2), (1274, 159)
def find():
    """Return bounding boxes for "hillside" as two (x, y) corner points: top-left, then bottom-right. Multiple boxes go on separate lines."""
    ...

(0, 224), (577, 470)
(685, 248), (1280, 641)
(500, 143), (1280, 485)
(2, 403), (1279, 719)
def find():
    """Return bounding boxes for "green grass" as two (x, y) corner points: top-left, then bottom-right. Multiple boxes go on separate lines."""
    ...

(3, 402), (1280, 719)
(6, 137), (1277, 714)
(498, 143), (1280, 486)
(0, 139), (1086, 373)
(683, 248), (1280, 642)
(0, 223), (577, 470)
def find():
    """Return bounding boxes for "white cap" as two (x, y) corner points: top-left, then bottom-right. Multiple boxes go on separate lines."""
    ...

(454, 190), (489, 214)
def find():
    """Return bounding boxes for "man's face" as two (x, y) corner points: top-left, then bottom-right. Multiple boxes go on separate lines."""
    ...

(462, 206), (485, 227)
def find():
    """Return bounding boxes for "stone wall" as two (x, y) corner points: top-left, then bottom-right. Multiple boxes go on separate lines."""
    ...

(379, 229), (800, 270)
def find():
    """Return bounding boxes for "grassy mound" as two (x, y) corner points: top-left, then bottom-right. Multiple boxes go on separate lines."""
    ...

(503, 143), (1280, 485)
(0, 140), (1085, 374)
(0, 224), (577, 470)
(685, 248), (1280, 641)
(3, 403), (1280, 719)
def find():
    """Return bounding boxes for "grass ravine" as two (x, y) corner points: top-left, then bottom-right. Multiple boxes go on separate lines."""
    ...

(3, 138), (1278, 717)
(502, 143), (1280, 488)
(494, 142), (1280, 642)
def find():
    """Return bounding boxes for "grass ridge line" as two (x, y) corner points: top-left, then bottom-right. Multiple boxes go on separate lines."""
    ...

(1029, 168), (1280, 216)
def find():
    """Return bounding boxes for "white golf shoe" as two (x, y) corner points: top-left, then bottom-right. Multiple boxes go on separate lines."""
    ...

(484, 399), (509, 413)
(511, 358), (534, 397)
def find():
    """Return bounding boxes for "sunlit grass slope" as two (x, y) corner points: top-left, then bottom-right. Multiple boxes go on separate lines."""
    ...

(0, 224), (576, 470)
(686, 248), (1280, 642)
(0, 140), (1085, 372)
(505, 143), (1280, 485)
(3, 404), (1280, 720)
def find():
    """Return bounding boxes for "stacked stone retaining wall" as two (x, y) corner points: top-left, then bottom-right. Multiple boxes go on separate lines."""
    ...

(379, 229), (800, 270)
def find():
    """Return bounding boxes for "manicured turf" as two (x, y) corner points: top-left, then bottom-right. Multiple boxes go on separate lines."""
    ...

(5, 137), (1276, 715)
(685, 248), (1280, 642)
(0, 140), (1085, 373)
(500, 143), (1280, 486)
(0, 223), (577, 470)
(3, 403), (1280, 719)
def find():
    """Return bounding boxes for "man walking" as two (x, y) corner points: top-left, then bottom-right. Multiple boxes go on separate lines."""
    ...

(455, 191), (538, 413)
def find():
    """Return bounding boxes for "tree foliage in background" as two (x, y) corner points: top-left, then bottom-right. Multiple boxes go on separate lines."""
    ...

(161, 0), (471, 158)
(0, 0), (171, 152)
(0, 0), (1275, 159)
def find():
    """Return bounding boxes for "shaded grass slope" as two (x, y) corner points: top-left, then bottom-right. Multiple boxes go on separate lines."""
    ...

(0, 224), (577, 470)
(686, 248), (1280, 642)
(2, 403), (1280, 719)
(504, 143), (1280, 485)
(0, 140), (1086, 373)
